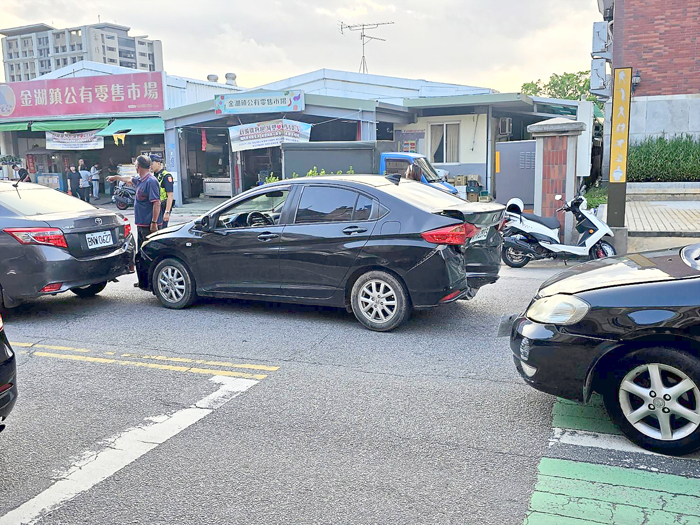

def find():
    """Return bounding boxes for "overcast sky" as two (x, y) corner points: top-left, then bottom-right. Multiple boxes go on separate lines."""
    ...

(3, 0), (601, 92)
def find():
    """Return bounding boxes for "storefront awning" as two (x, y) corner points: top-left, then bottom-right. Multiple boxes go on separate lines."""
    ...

(0, 122), (30, 131)
(31, 119), (111, 132)
(96, 118), (165, 136)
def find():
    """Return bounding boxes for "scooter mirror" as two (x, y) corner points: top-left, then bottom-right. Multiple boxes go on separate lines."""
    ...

(554, 194), (562, 201)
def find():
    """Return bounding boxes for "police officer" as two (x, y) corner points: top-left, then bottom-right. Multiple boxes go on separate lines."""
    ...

(150, 153), (174, 228)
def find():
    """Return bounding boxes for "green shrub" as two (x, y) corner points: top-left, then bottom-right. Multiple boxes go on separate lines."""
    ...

(264, 172), (280, 184)
(584, 185), (607, 208)
(628, 135), (700, 182)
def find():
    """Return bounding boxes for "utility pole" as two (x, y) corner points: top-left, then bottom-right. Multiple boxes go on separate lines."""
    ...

(339, 21), (394, 74)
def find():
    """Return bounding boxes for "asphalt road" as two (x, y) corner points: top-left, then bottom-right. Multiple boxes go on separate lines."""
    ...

(1, 262), (699, 524)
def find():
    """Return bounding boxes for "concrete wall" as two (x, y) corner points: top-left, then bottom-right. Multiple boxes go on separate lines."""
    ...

(628, 94), (700, 144)
(395, 114), (488, 177)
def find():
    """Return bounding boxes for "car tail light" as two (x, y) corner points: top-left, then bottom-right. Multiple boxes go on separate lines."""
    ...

(4, 227), (67, 248)
(421, 223), (479, 245)
(0, 383), (12, 395)
(40, 283), (62, 293)
(0, 314), (3, 331)
(123, 217), (132, 238)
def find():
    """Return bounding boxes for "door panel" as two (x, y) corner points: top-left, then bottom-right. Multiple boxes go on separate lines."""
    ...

(278, 185), (377, 299)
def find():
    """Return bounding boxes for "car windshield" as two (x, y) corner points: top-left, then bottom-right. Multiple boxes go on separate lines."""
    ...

(0, 185), (95, 216)
(414, 157), (442, 183)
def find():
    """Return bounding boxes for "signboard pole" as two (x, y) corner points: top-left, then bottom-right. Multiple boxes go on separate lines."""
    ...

(607, 67), (632, 228)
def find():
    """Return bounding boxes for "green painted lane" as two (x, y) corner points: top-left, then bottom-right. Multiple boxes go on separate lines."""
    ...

(551, 395), (622, 435)
(524, 458), (700, 524)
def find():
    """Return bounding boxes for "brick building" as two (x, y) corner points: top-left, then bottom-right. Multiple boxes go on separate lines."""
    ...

(593, 0), (700, 179)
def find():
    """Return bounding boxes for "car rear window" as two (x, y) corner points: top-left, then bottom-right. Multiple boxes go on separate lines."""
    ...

(377, 180), (465, 212)
(0, 186), (95, 216)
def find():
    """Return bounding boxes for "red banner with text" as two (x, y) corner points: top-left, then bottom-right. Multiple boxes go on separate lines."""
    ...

(0, 71), (165, 119)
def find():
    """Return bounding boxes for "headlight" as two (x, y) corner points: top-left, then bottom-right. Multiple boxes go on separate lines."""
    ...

(527, 295), (590, 325)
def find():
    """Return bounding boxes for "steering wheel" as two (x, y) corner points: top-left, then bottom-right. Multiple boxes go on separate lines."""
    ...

(247, 211), (274, 227)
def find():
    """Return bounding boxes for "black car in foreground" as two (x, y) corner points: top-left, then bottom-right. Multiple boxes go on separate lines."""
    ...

(504, 245), (700, 455)
(137, 175), (505, 331)
(0, 181), (135, 309)
(0, 313), (17, 432)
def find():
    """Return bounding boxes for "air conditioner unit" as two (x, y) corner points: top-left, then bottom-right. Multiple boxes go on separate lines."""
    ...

(591, 21), (613, 61)
(498, 117), (512, 136)
(589, 58), (612, 98)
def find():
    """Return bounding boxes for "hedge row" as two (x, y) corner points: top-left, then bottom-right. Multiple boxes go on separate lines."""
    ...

(628, 135), (700, 182)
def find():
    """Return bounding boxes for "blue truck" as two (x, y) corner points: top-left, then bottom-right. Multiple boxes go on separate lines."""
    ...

(281, 141), (459, 195)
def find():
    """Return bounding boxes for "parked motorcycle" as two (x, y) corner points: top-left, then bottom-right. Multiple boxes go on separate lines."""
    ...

(112, 184), (135, 211)
(501, 194), (615, 268)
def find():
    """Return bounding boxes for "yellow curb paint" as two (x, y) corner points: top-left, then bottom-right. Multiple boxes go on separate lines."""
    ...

(33, 352), (268, 380)
(12, 342), (279, 373)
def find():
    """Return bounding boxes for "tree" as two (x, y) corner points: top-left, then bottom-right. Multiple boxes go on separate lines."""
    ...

(522, 71), (595, 102)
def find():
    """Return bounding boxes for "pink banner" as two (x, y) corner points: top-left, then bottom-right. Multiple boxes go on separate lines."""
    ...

(0, 71), (164, 119)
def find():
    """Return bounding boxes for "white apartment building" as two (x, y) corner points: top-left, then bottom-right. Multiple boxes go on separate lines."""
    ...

(0, 23), (164, 82)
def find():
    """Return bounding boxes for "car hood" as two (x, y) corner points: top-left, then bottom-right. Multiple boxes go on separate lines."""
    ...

(539, 246), (700, 297)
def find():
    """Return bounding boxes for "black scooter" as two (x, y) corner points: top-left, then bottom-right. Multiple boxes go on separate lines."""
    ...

(112, 184), (136, 211)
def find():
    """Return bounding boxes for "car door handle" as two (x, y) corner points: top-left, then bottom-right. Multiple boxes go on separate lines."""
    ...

(257, 232), (279, 242)
(343, 226), (368, 235)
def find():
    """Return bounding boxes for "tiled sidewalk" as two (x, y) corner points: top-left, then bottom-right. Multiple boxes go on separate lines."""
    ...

(626, 201), (700, 232)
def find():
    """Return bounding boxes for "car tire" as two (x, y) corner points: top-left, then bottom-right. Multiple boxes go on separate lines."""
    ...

(71, 282), (108, 298)
(152, 258), (196, 309)
(502, 247), (530, 268)
(603, 347), (700, 456)
(589, 240), (616, 260)
(350, 271), (410, 332)
(116, 200), (129, 211)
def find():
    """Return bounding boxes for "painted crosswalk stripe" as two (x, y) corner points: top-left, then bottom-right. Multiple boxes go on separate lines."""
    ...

(0, 376), (258, 525)
(525, 458), (700, 524)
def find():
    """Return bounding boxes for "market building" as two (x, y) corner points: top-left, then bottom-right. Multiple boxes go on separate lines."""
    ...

(162, 69), (596, 207)
(0, 61), (241, 193)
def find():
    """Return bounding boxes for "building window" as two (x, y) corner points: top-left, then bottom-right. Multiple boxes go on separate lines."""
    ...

(106, 35), (115, 40)
(430, 123), (460, 163)
(8, 64), (13, 71)
(9, 75), (14, 81)
(107, 46), (116, 52)
(77, 43), (82, 50)
(138, 41), (146, 46)
(56, 59), (61, 67)
(62, 58), (68, 65)
(108, 58), (117, 63)
(139, 52), (147, 57)
(149, 64), (155, 71)
(71, 56), (77, 63)
(55, 46), (60, 53)
(70, 45), (75, 51)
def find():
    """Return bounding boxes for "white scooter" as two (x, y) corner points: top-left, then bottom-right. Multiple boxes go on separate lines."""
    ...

(501, 194), (615, 268)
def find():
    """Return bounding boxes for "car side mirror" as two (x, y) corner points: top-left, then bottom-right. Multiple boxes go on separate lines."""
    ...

(554, 194), (562, 201)
(194, 215), (210, 231)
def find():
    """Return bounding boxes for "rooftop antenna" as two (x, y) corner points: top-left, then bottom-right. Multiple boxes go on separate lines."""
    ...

(339, 21), (394, 74)
(98, 14), (101, 22)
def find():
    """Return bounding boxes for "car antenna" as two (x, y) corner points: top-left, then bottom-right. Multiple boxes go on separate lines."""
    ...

(385, 174), (401, 186)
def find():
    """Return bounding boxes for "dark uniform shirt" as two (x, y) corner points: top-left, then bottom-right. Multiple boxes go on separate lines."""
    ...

(155, 169), (174, 225)
(132, 174), (162, 227)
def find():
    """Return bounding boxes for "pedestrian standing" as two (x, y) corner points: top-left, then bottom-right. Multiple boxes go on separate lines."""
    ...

(107, 155), (161, 250)
(91, 163), (101, 200)
(79, 165), (91, 203)
(150, 154), (174, 228)
(12, 164), (31, 182)
(107, 157), (119, 197)
(67, 165), (81, 197)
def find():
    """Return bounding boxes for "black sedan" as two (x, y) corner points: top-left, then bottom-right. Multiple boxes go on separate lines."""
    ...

(0, 313), (16, 432)
(137, 175), (505, 331)
(0, 181), (135, 309)
(505, 245), (700, 455)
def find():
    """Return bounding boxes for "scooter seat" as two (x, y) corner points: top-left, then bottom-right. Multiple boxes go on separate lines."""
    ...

(521, 213), (561, 230)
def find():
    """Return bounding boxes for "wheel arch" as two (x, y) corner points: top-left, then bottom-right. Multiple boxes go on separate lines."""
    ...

(148, 253), (197, 291)
(344, 265), (412, 307)
(586, 334), (700, 400)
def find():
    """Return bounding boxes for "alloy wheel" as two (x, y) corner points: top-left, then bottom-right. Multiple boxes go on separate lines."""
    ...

(619, 363), (700, 441)
(358, 280), (398, 324)
(157, 266), (187, 304)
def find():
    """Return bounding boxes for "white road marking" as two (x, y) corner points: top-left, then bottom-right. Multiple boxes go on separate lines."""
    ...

(0, 376), (258, 525)
(549, 427), (700, 460)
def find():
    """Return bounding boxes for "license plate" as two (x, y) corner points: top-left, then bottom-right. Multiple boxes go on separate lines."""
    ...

(471, 227), (490, 243)
(86, 231), (113, 250)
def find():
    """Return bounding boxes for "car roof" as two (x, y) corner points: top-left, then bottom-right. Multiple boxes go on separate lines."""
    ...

(0, 181), (48, 192)
(273, 175), (394, 188)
